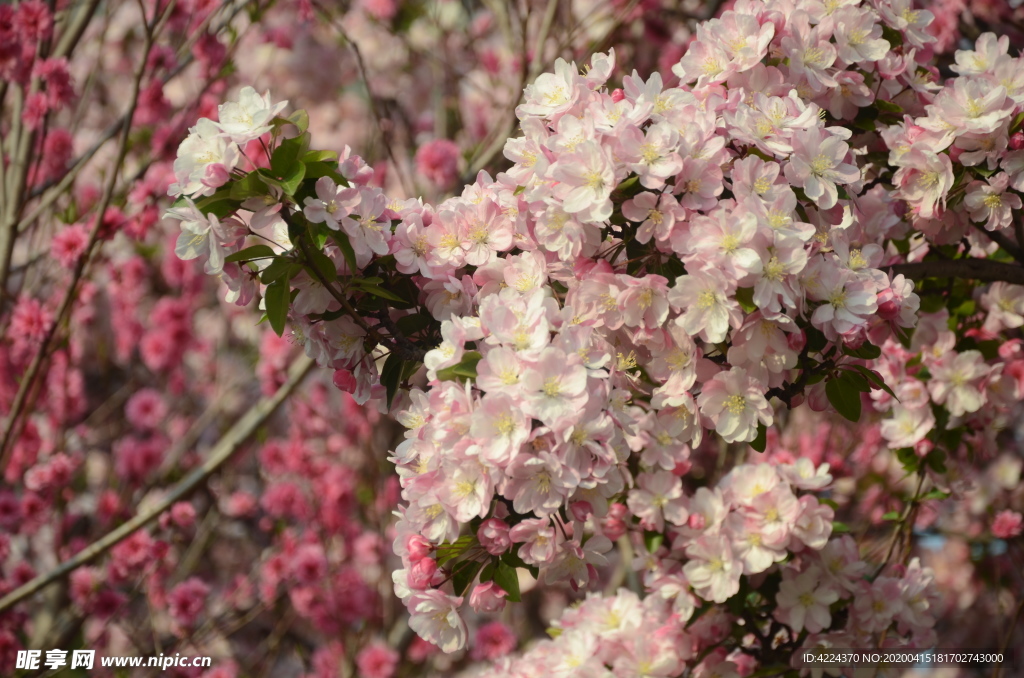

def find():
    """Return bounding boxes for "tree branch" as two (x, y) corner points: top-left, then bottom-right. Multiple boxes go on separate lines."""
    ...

(888, 259), (1024, 285)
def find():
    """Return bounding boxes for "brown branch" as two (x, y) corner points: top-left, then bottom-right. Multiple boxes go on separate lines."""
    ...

(0, 354), (315, 614)
(888, 259), (1024, 285)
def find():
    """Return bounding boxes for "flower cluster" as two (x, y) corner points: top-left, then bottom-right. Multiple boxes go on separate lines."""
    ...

(167, 0), (1024, 671)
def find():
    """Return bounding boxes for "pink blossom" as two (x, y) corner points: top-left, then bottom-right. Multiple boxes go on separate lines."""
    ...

(697, 368), (773, 444)
(416, 139), (461, 190)
(477, 518), (512, 555)
(355, 641), (398, 678)
(774, 567), (840, 633)
(468, 581), (507, 614)
(167, 578), (210, 630)
(683, 534), (742, 603)
(471, 620), (517, 661)
(992, 510), (1023, 539)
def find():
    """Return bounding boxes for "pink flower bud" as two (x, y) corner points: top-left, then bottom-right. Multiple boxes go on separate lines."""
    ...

(332, 369), (357, 393)
(948, 145), (964, 163)
(611, 88), (625, 102)
(407, 557), (437, 590)
(602, 502), (628, 540)
(469, 581), (507, 614)
(876, 289), (900, 320)
(1010, 132), (1024, 151)
(477, 518), (511, 556)
(569, 501), (593, 522)
(914, 439), (934, 457)
(201, 163), (231, 189)
(672, 460), (692, 476)
(787, 330), (806, 352)
(687, 513), (706, 530)
(405, 534), (432, 562)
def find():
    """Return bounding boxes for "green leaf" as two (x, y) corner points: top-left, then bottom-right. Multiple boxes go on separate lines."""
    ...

(287, 109), (309, 134)
(330, 231), (359, 273)
(844, 342), (881, 360)
(229, 174), (265, 201)
(735, 287), (756, 313)
(805, 327), (828, 354)
(895, 447), (918, 473)
(401, 360), (421, 382)
(513, 185), (526, 196)
(194, 197), (239, 220)
(304, 160), (345, 181)
(644, 531), (664, 554)
(848, 364), (898, 400)
(880, 25), (903, 48)
(260, 257), (294, 284)
(271, 132), (311, 181)
(875, 99), (903, 115)
(839, 369), (872, 393)
(396, 312), (434, 337)
(452, 559), (484, 597)
(501, 548), (528, 569)
(264, 279), (291, 337)
(826, 375), (862, 422)
(479, 560), (496, 584)
(750, 421), (767, 453)
(614, 175), (640, 195)
(303, 149), (337, 163)
(225, 244), (276, 263)
(1010, 111), (1024, 133)
(920, 489), (950, 501)
(925, 449), (948, 474)
(953, 299), (976, 317)
(380, 352), (404, 410)
(351, 279), (407, 304)
(435, 535), (474, 566)
(279, 161), (307, 196)
(255, 169), (284, 191)
(436, 351), (483, 382)
(493, 562), (522, 603)
(305, 246), (337, 283)
(831, 521), (850, 534)
(882, 511), (900, 521)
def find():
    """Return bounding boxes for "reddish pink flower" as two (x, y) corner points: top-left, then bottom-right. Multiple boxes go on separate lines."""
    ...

(355, 641), (398, 678)
(415, 139), (460, 190)
(470, 620), (516, 661)
(992, 510), (1023, 539)
(167, 577), (210, 630)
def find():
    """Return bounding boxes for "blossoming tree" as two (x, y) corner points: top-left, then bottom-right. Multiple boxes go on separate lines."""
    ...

(160, 0), (1024, 674)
